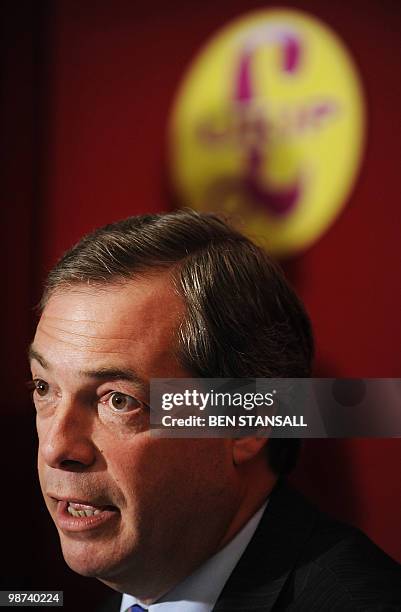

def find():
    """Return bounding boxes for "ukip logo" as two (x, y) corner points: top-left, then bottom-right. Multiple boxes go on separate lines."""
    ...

(169, 9), (365, 255)
(198, 25), (310, 217)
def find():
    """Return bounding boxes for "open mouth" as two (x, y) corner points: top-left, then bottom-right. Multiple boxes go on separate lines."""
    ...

(53, 498), (120, 532)
(66, 502), (117, 517)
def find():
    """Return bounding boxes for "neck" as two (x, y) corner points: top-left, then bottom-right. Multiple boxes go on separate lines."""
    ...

(216, 457), (277, 551)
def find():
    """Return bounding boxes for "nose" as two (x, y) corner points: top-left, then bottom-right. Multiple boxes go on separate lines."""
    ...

(38, 398), (97, 471)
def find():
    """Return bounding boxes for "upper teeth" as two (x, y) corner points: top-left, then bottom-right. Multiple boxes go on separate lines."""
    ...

(67, 503), (102, 517)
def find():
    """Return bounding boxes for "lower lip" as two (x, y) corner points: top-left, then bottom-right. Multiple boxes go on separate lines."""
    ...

(55, 501), (119, 533)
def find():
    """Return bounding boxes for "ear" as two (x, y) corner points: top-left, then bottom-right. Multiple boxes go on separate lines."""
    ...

(232, 437), (268, 465)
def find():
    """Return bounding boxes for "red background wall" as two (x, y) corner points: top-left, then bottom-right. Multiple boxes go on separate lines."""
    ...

(2, 0), (400, 609)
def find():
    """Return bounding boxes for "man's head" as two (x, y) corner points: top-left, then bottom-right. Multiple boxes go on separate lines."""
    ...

(30, 210), (313, 599)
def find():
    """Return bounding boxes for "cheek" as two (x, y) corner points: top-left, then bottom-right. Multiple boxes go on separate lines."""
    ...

(99, 435), (152, 500)
(109, 437), (234, 509)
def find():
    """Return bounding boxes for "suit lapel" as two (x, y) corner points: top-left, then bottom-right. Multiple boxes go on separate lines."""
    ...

(213, 481), (318, 611)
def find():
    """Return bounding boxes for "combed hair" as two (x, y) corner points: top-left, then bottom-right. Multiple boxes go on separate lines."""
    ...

(42, 209), (314, 474)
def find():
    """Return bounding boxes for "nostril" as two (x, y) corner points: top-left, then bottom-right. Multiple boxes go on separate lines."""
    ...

(60, 459), (88, 471)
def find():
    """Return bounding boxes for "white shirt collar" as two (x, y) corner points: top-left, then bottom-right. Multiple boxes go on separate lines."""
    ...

(120, 499), (268, 612)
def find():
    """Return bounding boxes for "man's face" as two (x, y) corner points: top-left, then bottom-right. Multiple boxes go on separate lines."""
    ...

(31, 274), (241, 598)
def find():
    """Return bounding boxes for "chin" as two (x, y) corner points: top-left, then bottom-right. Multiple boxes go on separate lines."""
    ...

(59, 536), (124, 579)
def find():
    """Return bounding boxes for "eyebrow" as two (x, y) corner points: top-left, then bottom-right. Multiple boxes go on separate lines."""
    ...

(28, 345), (147, 391)
(79, 367), (146, 391)
(28, 346), (48, 369)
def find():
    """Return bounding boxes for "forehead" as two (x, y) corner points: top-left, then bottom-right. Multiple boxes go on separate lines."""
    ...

(32, 273), (186, 377)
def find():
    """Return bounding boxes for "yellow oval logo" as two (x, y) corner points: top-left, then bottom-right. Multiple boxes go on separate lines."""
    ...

(169, 9), (365, 255)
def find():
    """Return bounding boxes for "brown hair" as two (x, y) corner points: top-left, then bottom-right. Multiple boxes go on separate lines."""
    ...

(42, 209), (314, 473)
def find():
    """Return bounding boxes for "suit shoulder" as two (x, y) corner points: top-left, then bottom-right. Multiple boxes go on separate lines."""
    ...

(286, 515), (401, 611)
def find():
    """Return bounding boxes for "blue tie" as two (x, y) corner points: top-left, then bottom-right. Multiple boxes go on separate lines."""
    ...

(129, 606), (148, 612)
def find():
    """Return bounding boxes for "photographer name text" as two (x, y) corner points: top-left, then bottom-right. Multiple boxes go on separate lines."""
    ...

(161, 415), (307, 428)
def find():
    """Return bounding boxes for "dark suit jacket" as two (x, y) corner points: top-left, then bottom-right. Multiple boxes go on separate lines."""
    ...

(98, 481), (401, 611)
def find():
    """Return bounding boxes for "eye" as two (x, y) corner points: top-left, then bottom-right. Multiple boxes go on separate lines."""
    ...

(33, 379), (49, 397)
(102, 392), (142, 414)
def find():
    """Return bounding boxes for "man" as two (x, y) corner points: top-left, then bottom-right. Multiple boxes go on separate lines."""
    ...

(30, 210), (400, 611)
